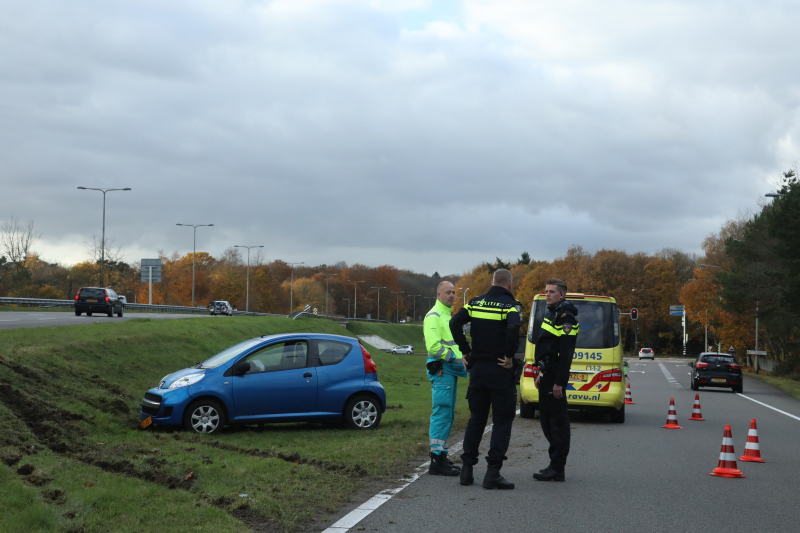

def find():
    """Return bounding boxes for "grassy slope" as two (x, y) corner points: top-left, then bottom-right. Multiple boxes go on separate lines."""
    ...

(346, 322), (426, 351)
(0, 317), (467, 532)
(743, 370), (800, 402)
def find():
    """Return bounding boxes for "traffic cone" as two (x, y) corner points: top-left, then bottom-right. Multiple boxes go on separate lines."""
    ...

(624, 382), (635, 405)
(661, 398), (682, 429)
(688, 393), (705, 421)
(710, 425), (745, 478)
(739, 419), (765, 463)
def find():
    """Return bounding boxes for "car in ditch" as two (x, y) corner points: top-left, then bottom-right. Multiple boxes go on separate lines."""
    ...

(140, 333), (386, 433)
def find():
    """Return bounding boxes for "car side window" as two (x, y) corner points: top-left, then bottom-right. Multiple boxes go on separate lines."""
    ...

(317, 340), (352, 366)
(244, 341), (308, 374)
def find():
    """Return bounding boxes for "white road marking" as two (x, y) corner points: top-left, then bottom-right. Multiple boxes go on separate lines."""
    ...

(629, 371), (645, 373)
(736, 393), (800, 422)
(37, 318), (57, 320)
(322, 409), (521, 532)
(658, 362), (682, 388)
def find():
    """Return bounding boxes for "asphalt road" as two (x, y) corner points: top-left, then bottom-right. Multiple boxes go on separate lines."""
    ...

(325, 358), (800, 532)
(0, 310), (214, 330)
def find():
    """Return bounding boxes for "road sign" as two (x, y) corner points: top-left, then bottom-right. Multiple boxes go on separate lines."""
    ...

(669, 305), (684, 311)
(670, 311), (684, 316)
(728, 345), (736, 353)
(141, 259), (162, 283)
(746, 350), (767, 356)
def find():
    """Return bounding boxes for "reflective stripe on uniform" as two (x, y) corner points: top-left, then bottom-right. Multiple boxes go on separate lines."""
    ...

(426, 311), (440, 318)
(430, 439), (447, 445)
(441, 340), (457, 346)
(541, 319), (580, 337)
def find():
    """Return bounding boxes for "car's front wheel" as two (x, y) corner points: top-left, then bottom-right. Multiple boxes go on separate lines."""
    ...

(184, 399), (226, 434)
(344, 395), (382, 429)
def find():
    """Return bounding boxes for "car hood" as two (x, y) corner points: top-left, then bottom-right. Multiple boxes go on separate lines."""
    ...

(160, 367), (209, 388)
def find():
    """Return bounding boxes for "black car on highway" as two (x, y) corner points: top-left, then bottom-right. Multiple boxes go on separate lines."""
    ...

(74, 287), (124, 317)
(689, 352), (742, 393)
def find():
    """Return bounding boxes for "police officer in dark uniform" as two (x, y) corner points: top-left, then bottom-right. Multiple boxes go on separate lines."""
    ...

(450, 269), (522, 490)
(533, 278), (579, 482)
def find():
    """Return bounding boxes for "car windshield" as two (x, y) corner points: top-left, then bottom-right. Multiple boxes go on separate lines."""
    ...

(198, 338), (263, 369)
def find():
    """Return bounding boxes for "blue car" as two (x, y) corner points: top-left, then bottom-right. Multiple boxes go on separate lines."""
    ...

(140, 333), (386, 433)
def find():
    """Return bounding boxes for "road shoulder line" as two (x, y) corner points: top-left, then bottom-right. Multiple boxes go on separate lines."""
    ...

(736, 393), (800, 421)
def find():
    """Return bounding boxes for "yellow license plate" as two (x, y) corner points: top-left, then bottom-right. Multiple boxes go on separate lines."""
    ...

(141, 416), (153, 429)
(570, 373), (588, 382)
(88, 299), (98, 302)
(711, 378), (726, 383)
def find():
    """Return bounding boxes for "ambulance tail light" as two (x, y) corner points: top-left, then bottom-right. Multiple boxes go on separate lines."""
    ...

(598, 369), (622, 382)
(361, 345), (377, 374)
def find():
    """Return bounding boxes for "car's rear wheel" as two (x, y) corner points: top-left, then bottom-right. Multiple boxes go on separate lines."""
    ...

(87, 311), (92, 316)
(344, 395), (382, 429)
(610, 403), (625, 423)
(519, 400), (537, 419)
(184, 400), (226, 434)
(117, 307), (123, 317)
(733, 384), (743, 394)
(74, 309), (81, 316)
(106, 307), (113, 317)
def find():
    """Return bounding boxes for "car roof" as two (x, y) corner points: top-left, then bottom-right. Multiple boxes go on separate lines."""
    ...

(251, 333), (357, 343)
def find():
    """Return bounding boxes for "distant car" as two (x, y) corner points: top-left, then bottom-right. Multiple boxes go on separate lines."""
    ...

(74, 287), (124, 317)
(638, 348), (654, 360)
(391, 345), (414, 354)
(139, 333), (386, 433)
(689, 352), (743, 393)
(208, 301), (233, 316)
(118, 296), (128, 304)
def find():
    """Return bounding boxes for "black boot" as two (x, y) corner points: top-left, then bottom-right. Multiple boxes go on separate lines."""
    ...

(482, 465), (515, 490)
(428, 453), (460, 476)
(460, 463), (474, 486)
(445, 455), (461, 472)
(533, 466), (565, 482)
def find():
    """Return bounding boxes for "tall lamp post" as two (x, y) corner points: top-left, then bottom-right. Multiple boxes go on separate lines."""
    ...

(319, 273), (337, 314)
(342, 298), (350, 318)
(286, 262), (305, 313)
(78, 187), (131, 287)
(391, 290), (404, 323)
(409, 294), (420, 322)
(176, 223), (214, 307)
(458, 287), (470, 306)
(371, 286), (387, 321)
(347, 280), (365, 319)
(234, 245), (263, 312)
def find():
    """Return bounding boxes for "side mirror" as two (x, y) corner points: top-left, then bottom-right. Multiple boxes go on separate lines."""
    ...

(688, 361), (694, 367)
(232, 361), (251, 375)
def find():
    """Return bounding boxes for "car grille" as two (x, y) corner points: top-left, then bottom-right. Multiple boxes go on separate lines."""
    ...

(144, 393), (162, 403)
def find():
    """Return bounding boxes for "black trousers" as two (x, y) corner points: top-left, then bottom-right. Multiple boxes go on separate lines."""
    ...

(460, 362), (517, 467)
(538, 380), (571, 472)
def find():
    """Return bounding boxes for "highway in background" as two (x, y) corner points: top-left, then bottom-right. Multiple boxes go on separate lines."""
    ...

(0, 310), (214, 330)
(324, 358), (800, 532)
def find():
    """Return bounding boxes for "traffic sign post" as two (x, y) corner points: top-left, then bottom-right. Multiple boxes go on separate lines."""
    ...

(141, 259), (162, 305)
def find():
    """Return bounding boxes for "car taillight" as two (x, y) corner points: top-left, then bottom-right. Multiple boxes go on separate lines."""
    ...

(361, 345), (377, 374)
(523, 364), (538, 378)
(729, 363), (741, 370)
(696, 362), (709, 368)
(598, 369), (622, 382)
(104, 290), (109, 302)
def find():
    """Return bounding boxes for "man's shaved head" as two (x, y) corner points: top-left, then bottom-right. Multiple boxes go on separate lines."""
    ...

(437, 281), (456, 306)
(492, 269), (512, 289)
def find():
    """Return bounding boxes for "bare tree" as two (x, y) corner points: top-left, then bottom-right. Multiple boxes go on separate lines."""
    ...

(0, 215), (40, 285)
(85, 235), (125, 264)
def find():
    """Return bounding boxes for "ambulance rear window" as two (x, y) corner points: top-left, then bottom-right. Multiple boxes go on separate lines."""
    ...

(528, 300), (618, 349)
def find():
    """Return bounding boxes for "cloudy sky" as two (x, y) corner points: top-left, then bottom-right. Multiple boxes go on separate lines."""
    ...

(2, 0), (798, 275)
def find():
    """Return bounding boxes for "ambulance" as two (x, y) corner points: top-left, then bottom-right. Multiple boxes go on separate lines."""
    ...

(519, 293), (626, 423)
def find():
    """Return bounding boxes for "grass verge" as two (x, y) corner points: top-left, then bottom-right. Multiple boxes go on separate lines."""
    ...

(0, 317), (467, 532)
(743, 370), (800, 402)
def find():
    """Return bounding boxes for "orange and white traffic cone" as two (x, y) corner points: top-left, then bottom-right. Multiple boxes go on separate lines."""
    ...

(739, 419), (765, 463)
(624, 382), (635, 405)
(662, 398), (683, 429)
(688, 393), (705, 421)
(710, 424), (745, 478)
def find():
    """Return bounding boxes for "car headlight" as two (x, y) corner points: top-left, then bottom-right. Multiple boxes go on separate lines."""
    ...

(168, 373), (205, 389)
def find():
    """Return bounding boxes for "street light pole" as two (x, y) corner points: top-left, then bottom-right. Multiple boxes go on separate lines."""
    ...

(77, 187), (131, 286)
(286, 262), (305, 313)
(176, 223), (214, 307)
(391, 290), (404, 323)
(234, 245), (264, 312)
(319, 273), (337, 314)
(342, 298), (350, 318)
(370, 286), (387, 321)
(409, 294), (420, 322)
(458, 287), (470, 306)
(346, 280), (365, 319)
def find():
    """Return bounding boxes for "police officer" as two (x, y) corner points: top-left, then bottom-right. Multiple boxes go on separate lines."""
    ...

(450, 269), (521, 490)
(533, 278), (579, 482)
(424, 281), (469, 476)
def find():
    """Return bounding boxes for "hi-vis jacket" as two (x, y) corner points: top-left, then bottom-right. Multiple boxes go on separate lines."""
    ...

(424, 299), (469, 379)
(535, 299), (580, 387)
(450, 286), (521, 362)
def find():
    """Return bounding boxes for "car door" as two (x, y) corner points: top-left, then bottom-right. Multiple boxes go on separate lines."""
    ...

(232, 339), (317, 418)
